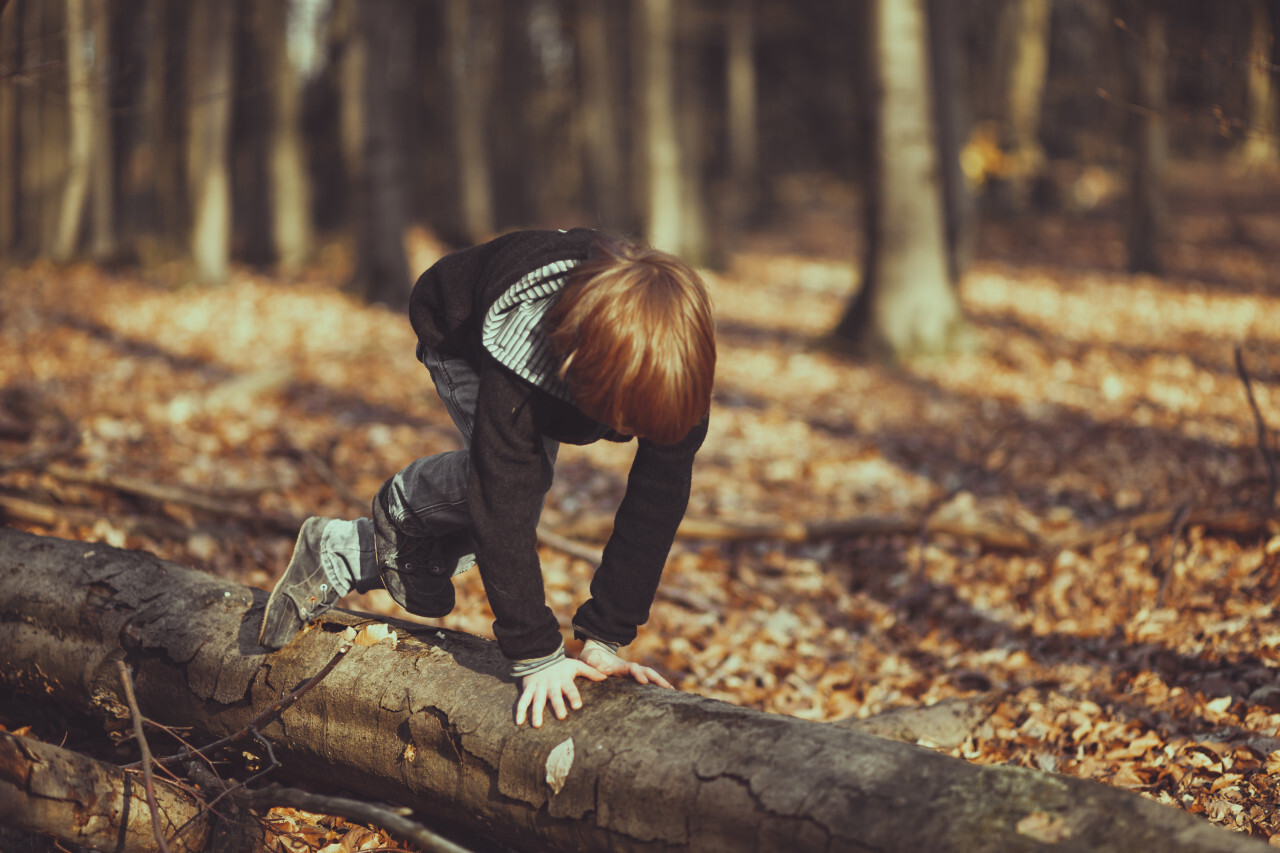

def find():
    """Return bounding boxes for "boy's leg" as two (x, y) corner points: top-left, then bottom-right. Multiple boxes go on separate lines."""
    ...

(259, 516), (366, 649)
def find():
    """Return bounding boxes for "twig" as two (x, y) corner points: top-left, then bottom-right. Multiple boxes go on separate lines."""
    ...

(1235, 345), (1278, 507)
(0, 427), (81, 474)
(1153, 500), (1194, 608)
(184, 759), (474, 853)
(536, 525), (605, 565)
(43, 462), (306, 532)
(117, 661), (173, 853)
(135, 644), (351, 770)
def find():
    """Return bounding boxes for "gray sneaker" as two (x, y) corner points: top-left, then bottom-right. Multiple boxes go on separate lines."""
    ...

(259, 517), (341, 649)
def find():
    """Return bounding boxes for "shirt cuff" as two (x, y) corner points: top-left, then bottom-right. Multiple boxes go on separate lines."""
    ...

(509, 641), (566, 679)
(572, 622), (621, 655)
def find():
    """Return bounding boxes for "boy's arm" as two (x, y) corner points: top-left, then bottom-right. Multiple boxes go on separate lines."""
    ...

(571, 416), (708, 649)
(466, 364), (564, 661)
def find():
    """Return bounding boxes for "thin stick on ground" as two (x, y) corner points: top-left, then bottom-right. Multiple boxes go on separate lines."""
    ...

(117, 660), (173, 853)
(1235, 344), (1278, 507)
(184, 762), (475, 853)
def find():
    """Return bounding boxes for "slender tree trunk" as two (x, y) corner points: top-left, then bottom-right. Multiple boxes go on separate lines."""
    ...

(1126, 0), (1167, 275)
(259, 0), (314, 273)
(446, 0), (495, 244)
(333, 0), (365, 218)
(929, 0), (974, 279)
(0, 0), (17, 258)
(577, 0), (628, 230)
(352, 0), (411, 307)
(638, 0), (683, 254)
(1237, 0), (1278, 169)
(123, 0), (177, 261)
(832, 0), (967, 359)
(676, 6), (713, 267)
(186, 0), (234, 283)
(88, 0), (114, 259)
(22, 0), (66, 256)
(1001, 0), (1051, 212)
(52, 0), (90, 262)
(724, 0), (760, 234)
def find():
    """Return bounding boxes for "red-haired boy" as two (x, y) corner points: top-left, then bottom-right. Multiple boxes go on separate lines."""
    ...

(259, 229), (716, 727)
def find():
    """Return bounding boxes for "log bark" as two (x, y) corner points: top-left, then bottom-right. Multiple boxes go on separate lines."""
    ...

(0, 526), (1267, 853)
(0, 732), (210, 853)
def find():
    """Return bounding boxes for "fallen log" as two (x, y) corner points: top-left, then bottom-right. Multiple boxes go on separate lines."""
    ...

(0, 526), (1267, 853)
(0, 732), (210, 853)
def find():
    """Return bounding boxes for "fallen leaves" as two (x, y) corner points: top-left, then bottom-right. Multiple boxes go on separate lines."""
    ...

(3, 168), (1280, 843)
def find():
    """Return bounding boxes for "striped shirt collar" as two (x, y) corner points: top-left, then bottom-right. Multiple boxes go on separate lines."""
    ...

(480, 258), (581, 402)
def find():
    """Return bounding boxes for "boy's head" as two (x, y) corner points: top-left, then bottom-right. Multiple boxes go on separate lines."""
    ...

(548, 235), (716, 445)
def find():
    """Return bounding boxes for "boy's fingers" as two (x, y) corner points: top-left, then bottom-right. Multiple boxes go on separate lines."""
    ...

(516, 690), (531, 726)
(641, 666), (674, 689)
(550, 690), (568, 720)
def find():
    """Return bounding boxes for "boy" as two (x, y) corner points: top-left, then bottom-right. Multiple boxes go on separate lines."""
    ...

(258, 228), (716, 728)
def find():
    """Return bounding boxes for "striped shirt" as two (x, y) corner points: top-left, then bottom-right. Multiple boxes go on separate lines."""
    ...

(479, 258), (581, 403)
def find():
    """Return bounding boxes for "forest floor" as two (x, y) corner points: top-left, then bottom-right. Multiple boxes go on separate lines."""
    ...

(2, 159), (1280, 849)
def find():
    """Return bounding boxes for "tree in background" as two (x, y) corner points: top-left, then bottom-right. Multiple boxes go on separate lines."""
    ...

(638, 0), (683, 256)
(577, 0), (630, 232)
(998, 0), (1052, 213)
(350, 0), (412, 307)
(831, 0), (968, 359)
(1236, 0), (1279, 170)
(52, 0), (89, 263)
(186, 0), (234, 284)
(1125, 0), (1168, 275)
(447, 0), (496, 244)
(258, 0), (314, 274)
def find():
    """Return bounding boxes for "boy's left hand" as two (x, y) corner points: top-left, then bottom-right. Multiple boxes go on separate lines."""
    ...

(579, 640), (674, 689)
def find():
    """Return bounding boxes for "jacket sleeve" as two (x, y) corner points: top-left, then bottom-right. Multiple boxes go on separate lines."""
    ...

(466, 362), (564, 661)
(571, 416), (708, 647)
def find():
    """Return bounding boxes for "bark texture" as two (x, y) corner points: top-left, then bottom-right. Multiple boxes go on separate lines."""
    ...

(0, 732), (210, 853)
(0, 527), (1268, 853)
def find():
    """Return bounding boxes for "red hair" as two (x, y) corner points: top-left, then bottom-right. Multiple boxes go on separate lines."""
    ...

(548, 236), (715, 444)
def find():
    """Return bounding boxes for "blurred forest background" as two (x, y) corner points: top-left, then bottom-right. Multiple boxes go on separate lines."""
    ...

(4, 0), (1278, 325)
(5, 0), (1280, 849)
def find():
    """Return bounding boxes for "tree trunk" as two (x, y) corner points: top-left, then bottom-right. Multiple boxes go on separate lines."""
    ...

(446, 0), (495, 244)
(52, 0), (90, 263)
(186, 0), (235, 284)
(832, 0), (967, 359)
(0, 733), (211, 853)
(259, 0), (314, 273)
(351, 0), (411, 308)
(675, 6), (713, 267)
(0, 527), (1268, 853)
(724, 0), (760, 235)
(0, 1), (17, 258)
(1237, 0), (1279, 169)
(1001, 0), (1051, 212)
(21, 0), (66, 257)
(928, 0), (974, 280)
(638, 0), (683, 255)
(577, 0), (629, 231)
(1125, 0), (1167, 275)
(88, 0), (115, 260)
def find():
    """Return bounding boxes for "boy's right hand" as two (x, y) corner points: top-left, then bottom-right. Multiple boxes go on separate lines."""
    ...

(516, 657), (607, 727)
